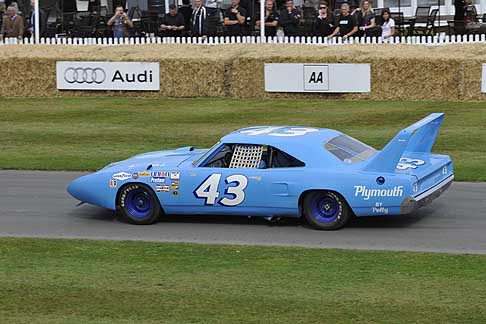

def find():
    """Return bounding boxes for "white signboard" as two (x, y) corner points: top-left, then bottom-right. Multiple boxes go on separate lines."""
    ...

(264, 63), (370, 93)
(56, 61), (160, 91)
(482, 64), (486, 93)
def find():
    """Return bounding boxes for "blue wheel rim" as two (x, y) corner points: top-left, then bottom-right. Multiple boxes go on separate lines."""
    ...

(125, 189), (153, 219)
(311, 194), (339, 223)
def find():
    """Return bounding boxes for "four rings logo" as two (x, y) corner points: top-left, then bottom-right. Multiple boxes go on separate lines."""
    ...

(64, 67), (106, 84)
(57, 62), (160, 90)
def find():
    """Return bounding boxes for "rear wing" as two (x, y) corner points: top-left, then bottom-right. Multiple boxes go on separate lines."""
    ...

(363, 113), (445, 173)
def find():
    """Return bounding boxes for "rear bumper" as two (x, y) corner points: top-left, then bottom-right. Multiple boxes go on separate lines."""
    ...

(400, 174), (454, 214)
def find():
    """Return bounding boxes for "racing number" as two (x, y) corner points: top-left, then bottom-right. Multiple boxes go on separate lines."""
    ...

(240, 127), (318, 137)
(194, 174), (248, 206)
(397, 158), (426, 170)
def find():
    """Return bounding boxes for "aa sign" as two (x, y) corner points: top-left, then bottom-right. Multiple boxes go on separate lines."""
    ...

(304, 65), (329, 91)
(264, 63), (370, 93)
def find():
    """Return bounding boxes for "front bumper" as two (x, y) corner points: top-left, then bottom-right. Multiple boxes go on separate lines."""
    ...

(400, 174), (454, 214)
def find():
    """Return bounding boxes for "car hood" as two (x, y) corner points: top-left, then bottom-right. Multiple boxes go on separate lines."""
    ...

(102, 146), (208, 172)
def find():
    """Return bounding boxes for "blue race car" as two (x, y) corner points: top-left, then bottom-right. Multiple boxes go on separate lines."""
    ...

(67, 113), (453, 230)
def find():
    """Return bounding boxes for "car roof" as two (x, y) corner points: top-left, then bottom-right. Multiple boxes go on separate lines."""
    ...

(220, 126), (343, 167)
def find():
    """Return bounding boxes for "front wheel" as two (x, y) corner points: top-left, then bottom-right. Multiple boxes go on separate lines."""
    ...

(117, 183), (161, 225)
(303, 191), (350, 230)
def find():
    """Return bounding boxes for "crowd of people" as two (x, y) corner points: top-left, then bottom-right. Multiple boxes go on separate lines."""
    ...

(0, 0), (44, 40)
(150, 0), (397, 39)
(0, 0), (415, 40)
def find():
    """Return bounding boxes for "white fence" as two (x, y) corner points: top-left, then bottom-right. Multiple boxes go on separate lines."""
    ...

(1, 34), (486, 46)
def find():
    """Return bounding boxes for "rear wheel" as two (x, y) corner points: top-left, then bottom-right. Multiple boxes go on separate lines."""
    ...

(303, 191), (350, 230)
(117, 183), (161, 225)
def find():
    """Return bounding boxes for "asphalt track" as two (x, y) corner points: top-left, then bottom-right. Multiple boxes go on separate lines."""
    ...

(1, 170), (485, 254)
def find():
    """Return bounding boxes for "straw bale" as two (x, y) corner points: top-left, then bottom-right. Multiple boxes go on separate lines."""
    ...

(0, 43), (486, 100)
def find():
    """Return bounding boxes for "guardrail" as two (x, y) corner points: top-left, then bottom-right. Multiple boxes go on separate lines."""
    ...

(1, 34), (486, 46)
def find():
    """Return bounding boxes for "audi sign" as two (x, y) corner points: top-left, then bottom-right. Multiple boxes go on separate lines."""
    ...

(56, 61), (160, 91)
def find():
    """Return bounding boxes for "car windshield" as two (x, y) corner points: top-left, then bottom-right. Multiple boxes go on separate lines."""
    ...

(324, 134), (377, 163)
(192, 141), (221, 167)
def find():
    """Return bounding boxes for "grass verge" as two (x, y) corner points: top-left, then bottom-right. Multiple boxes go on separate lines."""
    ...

(0, 237), (486, 324)
(1, 98), (485, 180)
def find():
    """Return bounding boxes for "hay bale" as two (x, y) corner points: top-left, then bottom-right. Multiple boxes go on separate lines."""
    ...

(0, 43), (485, 101)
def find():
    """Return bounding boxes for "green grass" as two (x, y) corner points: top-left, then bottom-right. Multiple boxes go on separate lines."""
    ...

(0, 238), (485, 324)
(1, 98), (485, 180)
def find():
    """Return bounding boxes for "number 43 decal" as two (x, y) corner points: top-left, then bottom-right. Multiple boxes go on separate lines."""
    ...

(194, 174), (248, 206)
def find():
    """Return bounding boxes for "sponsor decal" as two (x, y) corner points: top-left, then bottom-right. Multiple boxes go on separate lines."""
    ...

(112, 172), (132, 181)
(109, 179), (117, 188)
(132, 172), (139, 180)
(372, 202), (388, 214)
(56, 62), (160, 91)
(354, 185), (404, 200)
(120, 184), (138, 207)
(151, 171), (169, 178)
(172, 190), (179, 196)
(170, 171), (180, 180)
(138, 171), (151, 177)
(151, 177), (165, 183)
(156, 184), (170, 192)
(171, 181), (179, 190)
(442, 166), (447, 175)
(413, 183), (419, 193)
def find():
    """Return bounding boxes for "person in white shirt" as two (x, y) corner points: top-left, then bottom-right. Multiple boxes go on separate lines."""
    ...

(381, 8), (395, 39)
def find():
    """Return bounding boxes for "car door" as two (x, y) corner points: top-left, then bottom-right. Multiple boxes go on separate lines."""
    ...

(172, 143), (304, 217)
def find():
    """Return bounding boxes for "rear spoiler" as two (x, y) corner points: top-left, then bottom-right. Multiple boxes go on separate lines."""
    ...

(363, 113), (445, 173)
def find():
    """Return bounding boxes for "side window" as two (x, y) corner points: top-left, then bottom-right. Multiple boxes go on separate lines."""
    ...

(200, 144), (305, 169)
(201, 144), (265, 169)
(267, 146), (305, 168)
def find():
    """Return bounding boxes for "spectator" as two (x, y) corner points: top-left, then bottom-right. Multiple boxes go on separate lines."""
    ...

(279, 0), (301, 36)
(28, 0), (46, 37)
(454, 0), (465, 22)
(303, 0), (320, 10)
(353, 0), (375, 37)
(381, 8), (394, 38)
(238, 0), (253, 33)
(205, 0), (221, 36)
(107, 6), (133, 38)
(313, 1), (334, 37)
(0, 6), (24, 39)
(328, 3), (357, 40)
(191, 0), (207, 36)
(255, 0), (279, 37)
(464, 0), (477, 24)
(160, 4), (185, 37)
(224, 0), (247, 36)
(179, 0), (193, 32)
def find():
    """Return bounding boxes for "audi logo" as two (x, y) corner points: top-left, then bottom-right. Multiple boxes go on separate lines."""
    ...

(64, 67), (106, 84)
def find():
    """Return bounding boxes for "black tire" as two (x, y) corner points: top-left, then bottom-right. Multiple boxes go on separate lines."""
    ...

(117, 183), (161, 225)
(303, 191), (350, 230)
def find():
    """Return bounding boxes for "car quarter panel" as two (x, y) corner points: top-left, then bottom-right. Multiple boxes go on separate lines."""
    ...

(294, 169), (415, 217)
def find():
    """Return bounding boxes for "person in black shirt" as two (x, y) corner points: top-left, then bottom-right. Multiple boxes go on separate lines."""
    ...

(179, 0), (193, 32)
(160, 4), (185, 37)
(224, 0), (247, 36)
(352, 0), (376, 37)
(328, 3), (357, 39)
(313, 2), (334, 37)
(255, 0), (279, 37)
(454, 0), (465, 21)
(191, 0), (207, 36)
(279, 0), (301, 36)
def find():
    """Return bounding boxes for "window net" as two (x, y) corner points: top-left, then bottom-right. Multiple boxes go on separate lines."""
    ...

(229, 144), (263, 169)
